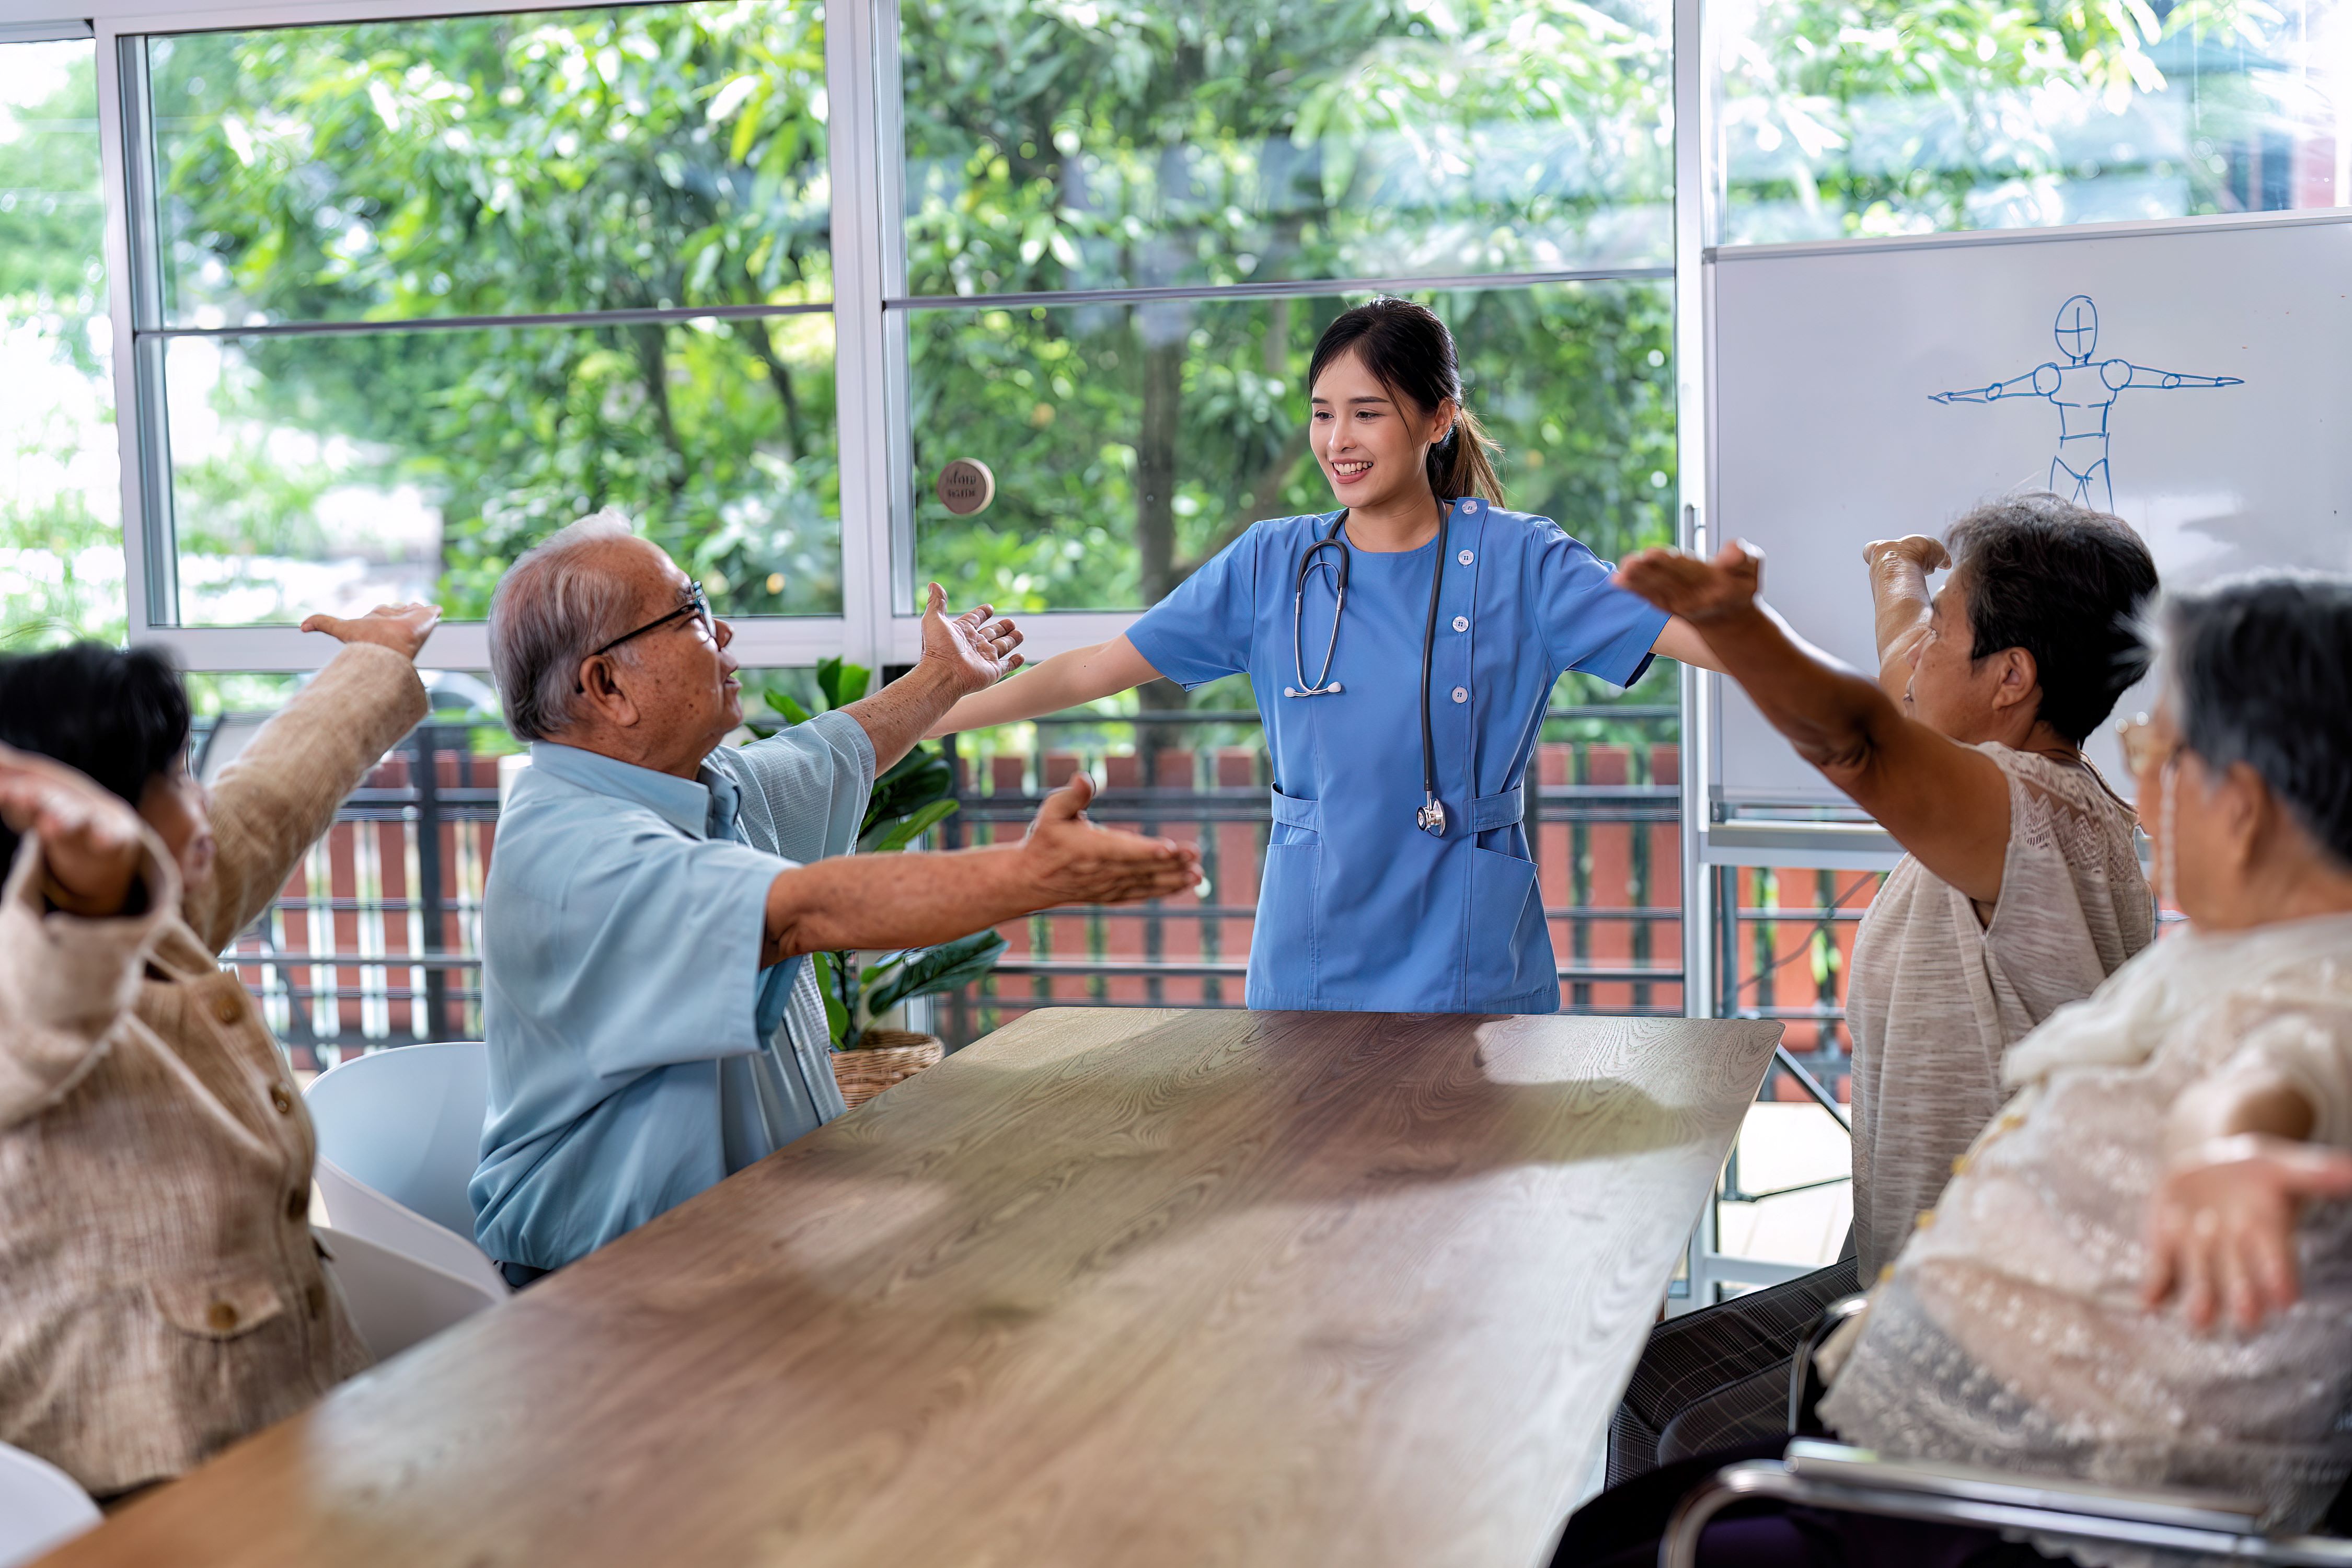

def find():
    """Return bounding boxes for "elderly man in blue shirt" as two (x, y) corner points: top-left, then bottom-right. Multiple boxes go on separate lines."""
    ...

(474, 511), (1201, 1283)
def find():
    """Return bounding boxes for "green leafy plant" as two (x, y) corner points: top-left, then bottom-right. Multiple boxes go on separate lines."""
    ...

(748, 656), (1006, 1049)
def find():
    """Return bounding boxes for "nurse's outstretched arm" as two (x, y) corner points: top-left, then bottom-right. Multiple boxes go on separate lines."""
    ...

(1649, 616), (1726, 673)
(925, 636), (1167, 737)
(1615, 541), (2012, 904)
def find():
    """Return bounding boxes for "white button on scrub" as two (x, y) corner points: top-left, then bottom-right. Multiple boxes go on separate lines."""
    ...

(1452, 616), (1469, 632)
(1457, 550), (1475, 566)
(1450, 687), (1469, 704)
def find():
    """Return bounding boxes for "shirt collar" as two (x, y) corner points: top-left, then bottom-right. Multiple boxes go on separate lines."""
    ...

(527, 741), (738, 841)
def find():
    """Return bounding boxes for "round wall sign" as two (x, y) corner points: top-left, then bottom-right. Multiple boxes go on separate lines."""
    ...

(936, 458), (997, 517)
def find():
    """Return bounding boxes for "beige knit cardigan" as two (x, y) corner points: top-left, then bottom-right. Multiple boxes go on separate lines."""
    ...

(0, 643), (425, 1495)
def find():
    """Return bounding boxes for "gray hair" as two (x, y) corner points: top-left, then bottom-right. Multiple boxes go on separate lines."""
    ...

(2158, 570), (2352, 866)
(487, 509), (645, 741)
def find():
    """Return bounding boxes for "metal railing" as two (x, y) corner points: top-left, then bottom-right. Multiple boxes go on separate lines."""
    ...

(215, 707), (1879, 1119)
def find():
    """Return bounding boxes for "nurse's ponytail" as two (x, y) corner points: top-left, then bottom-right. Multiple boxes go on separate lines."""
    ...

(1308, 298), (1506, 509)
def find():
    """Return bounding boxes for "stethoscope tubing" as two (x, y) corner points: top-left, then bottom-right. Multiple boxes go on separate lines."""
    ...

(1284, 508), (1452, 836)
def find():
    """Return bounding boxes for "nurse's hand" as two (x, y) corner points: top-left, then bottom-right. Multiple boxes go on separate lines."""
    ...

(919, 581), (1025, 697)
(1021, 773), (1204, 905)
(1613, 541), (1763, 626)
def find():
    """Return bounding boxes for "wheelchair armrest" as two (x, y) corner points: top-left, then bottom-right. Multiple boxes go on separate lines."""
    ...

(1785, 1293), (1870, 1435)
(1662, 1447), (2352, 1568)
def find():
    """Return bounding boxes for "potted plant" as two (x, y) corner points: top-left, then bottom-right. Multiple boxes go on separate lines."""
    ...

(743, 659), (1006, 1108)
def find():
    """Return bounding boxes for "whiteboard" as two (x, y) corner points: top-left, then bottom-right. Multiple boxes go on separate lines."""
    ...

(1708, 211), (2352, 806)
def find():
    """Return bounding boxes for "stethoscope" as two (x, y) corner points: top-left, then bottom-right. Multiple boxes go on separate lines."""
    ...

(1283, 507), (1454, 837)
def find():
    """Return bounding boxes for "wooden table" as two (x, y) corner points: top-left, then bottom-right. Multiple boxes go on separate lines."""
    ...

(54, 1008), (1781, 1568)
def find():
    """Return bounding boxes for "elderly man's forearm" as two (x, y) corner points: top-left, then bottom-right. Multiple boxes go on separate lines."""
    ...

(841, 663), (964, 773)
(761, 848), (1043, 962)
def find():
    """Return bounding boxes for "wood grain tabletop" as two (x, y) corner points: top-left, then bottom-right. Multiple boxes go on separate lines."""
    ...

(50, 1007), (1781, 1568)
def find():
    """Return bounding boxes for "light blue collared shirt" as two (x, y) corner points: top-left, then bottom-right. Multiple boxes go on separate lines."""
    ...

(471, 711), (875, 1271)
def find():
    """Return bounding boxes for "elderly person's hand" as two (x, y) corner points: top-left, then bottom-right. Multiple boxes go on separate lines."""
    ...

(299, 602), (442, 662)
(1614, 541), (1765, 626)
(1861, 535), (1951, 574)
(918, 583), (1024, 698)
(1022, 773), (1203, 905)
(2142, 1134), (2352, 1333)
(0, 744), (149, 918)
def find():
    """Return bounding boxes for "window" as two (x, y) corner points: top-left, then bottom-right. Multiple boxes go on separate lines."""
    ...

(0, 36), (118, 647)
(131, 3), (836, 630)
(1717, 0), (2352, 244)
(896, 0), (1679, 614)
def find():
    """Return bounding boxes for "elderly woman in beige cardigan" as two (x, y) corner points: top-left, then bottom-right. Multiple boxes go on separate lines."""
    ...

(0, 603), (436, 1499)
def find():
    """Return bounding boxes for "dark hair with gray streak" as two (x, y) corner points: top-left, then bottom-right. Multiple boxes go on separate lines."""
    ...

(2163, 570), (2352, 866)
(488, 509), (644, 741)
(1944, 492), (2160, 744)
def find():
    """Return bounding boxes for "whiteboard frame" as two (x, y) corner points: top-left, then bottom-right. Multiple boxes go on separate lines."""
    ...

(1694, 201), (2352, 876)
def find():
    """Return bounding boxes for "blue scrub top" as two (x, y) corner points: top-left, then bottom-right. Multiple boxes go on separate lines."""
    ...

(1126, 498), (1666, 1013)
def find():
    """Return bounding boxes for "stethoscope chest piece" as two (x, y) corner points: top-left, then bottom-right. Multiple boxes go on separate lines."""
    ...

(1416, 798), (1448, 836)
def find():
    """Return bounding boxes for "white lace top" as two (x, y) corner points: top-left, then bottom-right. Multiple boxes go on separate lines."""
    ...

(1844, 745), (2153, 1276)
(1821, 914), (2352, 1564)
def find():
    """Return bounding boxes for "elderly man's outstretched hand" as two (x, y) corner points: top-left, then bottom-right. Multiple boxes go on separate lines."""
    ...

(301, 602), (442, 662)
(1022, 773), (1204, 906)
(1613, 541), (1764, 626)
(920, 582), (1024, 697)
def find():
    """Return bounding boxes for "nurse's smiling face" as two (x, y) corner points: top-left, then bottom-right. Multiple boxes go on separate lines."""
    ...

(1309, 348), (1457, 524)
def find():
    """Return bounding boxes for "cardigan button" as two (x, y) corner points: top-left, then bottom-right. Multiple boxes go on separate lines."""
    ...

(207, 1301), (239, 1332)
(269, 1085), (294, 1115)
(215, 993), (245, 1024)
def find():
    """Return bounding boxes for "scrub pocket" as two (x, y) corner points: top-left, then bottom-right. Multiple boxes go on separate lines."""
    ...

(1252, 842), (1321, 997)
(1465, 845), (1546, 1003)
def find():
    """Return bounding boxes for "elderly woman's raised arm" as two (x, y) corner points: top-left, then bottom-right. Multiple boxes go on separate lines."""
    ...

(1614, 541), (2014, 904)
(0, 750), (181, 1126)
(185, 608), (436, 954)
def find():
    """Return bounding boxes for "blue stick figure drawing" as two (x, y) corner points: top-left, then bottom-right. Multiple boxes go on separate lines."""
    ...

(1930, 295), (2242, 512)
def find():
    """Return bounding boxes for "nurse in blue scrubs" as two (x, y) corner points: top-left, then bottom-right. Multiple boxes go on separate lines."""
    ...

(930, 298), (1717, 1012)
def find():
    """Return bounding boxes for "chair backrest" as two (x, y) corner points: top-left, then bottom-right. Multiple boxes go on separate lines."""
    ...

(0, 1443), (99, 1568)
(305, 1042), (489, 1239)
(315, 1225), (503, 1362)
(312, 1158), (510, 1300)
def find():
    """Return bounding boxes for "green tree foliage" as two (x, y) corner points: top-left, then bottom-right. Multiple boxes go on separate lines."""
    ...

(0, 44), (122, 647)
(8, 0), (2276, 653)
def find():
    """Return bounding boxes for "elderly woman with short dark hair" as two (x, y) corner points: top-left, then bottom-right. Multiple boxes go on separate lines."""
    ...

(0, 604), (439, 1498)
(1608, 494), (2161, 1473)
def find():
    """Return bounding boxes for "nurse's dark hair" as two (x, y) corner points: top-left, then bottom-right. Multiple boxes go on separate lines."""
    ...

(1308, 298), (1505, 506)
(2160, 570), (2352, 867)
(1942, 492), (2158, 744)
(0, 640), (191, 877)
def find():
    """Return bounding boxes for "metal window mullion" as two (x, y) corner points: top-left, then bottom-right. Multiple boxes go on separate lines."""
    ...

(824, 0), (892, 675)
(98, 26), (179, 634)
(1671, 0), (1727, 1319)
(148, 299), (834, 340)
(885, 263), (1674, 315)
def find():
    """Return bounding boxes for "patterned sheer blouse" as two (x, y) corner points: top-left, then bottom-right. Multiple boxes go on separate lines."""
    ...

(1823, 913), (2352, 1566)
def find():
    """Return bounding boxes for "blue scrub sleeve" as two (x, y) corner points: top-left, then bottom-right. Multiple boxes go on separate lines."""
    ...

(1124, 527), (1261, 690)
(1530, 522), (1671, 689)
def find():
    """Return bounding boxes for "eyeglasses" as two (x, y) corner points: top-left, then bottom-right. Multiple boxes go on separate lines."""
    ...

(2115, 712), (2183, 775)
(575, 582), (713, 691)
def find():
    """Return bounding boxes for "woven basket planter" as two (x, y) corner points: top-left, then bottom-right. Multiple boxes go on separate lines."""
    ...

(831, 1030), (946, 1108)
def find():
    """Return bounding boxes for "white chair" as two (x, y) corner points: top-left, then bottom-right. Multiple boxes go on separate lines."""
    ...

(305, 1041), (488, 1238)
(0, 1442), (99, 1568)
(312, 1157), (509, 1300)
(315, 1225), (503, 1362)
